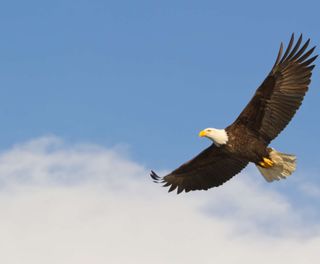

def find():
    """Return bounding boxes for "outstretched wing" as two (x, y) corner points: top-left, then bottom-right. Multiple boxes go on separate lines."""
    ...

(150, 145), (248, 194)
(232, 34), (317, 144)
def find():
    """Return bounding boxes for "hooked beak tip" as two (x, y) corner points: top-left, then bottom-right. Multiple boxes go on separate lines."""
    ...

(199, 130), (206, 137)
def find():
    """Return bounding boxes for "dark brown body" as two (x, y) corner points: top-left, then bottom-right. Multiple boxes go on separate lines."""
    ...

(225, 124), (269, 164)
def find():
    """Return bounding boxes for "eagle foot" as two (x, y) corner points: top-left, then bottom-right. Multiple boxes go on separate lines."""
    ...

(259, 157), (274, 168)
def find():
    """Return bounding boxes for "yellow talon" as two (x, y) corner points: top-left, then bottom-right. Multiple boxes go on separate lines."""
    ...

(259, 161), (266, 167)
(263, 157), (274, 167)
(259, 158), (274, 168)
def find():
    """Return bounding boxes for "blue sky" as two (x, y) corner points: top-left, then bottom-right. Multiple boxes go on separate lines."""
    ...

(0, 1), (320, 263)
(1, 0), (319, 169)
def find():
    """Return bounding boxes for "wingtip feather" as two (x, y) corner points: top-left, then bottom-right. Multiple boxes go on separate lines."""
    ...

(150, 170), (161, 182)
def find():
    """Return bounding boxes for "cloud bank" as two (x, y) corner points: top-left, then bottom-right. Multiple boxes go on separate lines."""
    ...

(0, 136), (319, 264)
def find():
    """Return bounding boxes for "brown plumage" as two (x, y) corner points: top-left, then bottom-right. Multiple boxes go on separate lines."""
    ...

(151, 34), (317, 194)
(232, 34), (317, 144)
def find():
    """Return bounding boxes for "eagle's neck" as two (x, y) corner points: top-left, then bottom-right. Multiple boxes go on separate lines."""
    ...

(208, 128), (228, 146)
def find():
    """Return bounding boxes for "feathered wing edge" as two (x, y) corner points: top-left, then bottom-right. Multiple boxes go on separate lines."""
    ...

(231, 33), (317, 143)
(151, 170), (187, 194)
(259, 33), (318, 142)
(273, 33), (317, 69)
(150, 170), (161, 183)
(150, 160), (248, 194)
(150, 153), (248, 194)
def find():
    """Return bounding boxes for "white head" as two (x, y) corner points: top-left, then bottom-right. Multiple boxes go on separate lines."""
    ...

(198, 128), (228, 146)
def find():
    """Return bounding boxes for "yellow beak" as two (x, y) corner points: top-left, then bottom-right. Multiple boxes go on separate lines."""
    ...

(199, 130), (207, 137)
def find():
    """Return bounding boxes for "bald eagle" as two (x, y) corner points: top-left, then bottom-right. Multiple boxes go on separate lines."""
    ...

(150, 34), (317, 194)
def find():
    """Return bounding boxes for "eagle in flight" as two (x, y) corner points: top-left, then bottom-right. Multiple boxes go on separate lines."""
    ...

(150, 34), (317, 194)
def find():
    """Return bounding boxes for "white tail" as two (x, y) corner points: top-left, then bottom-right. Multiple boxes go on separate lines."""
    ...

(256, 148), (297, 182)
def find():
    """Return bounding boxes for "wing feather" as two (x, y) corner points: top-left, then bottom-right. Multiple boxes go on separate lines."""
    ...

(151, 145), (248, 194)
(232, 34), (317, 143)
(279, 34), (294, 63)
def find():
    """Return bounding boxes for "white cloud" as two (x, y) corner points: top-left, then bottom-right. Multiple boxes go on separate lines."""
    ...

(0, 136), (319, 264)
(300, 182), (320, 198)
